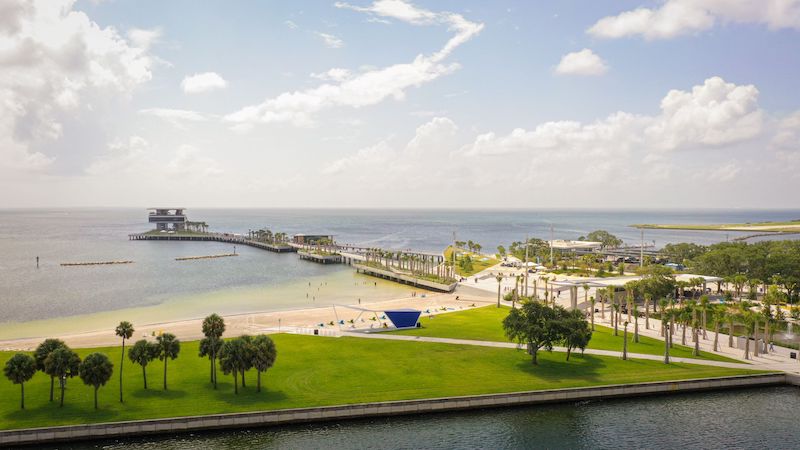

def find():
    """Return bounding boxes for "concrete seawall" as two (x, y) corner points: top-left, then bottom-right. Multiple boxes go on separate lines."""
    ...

(1, 373), (796, 447)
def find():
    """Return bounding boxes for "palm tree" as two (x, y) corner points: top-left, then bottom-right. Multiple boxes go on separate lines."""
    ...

(589, 296), (596, 331)
(728, 310), (736, 348)
(128, 339), (158, 389)
(622, 321), (629, 360)
(680, 308), (689, 346)
(156, 333), (180, 390)
(238, 335), (254, 387)
(692, 312), (701, 357)
(199, 337), (224, 387)
(496, 273), (503, 308)
(33, 338), (65, 402)
(663, 313), (671, 364)
(219, 338), (247, 394)
(699, 296), (709, 339)
(633, 304), (640, 343)
(582, 284), (590, 313)
(753, 314), (760, 357)
(612, 304), (620, 336)
(712, 309), (722, 352)
(251, 335), (278, 393)
(644, 294), (652, 330)
(79, 353), (113, 410)
(201, 314), (226, 388)
(115, 321), (134, 403)
(659, 299), (668, 337)
(4, 353), (36, 409)
(742, 313), (754, 360)
(44, 347), (80, 407)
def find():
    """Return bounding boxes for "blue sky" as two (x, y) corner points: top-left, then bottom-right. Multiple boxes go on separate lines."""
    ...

(1, 0), (799, 208)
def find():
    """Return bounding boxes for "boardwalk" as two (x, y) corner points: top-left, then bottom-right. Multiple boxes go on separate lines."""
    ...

(129, 232), (297, 253)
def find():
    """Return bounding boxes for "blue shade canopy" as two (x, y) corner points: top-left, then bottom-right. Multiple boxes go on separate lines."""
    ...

(384, 309), (421, 329)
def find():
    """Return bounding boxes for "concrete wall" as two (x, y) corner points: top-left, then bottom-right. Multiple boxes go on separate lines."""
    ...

(1, 374), (793, 447)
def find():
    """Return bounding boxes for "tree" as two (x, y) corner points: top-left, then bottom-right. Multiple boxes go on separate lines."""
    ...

(663, 313), (671, 364)
(742, 313), (755, 360)
(589, 296), (596, 331)
(238, 335), (254, 387)
(156, 333), (180, 390)
(201, 314), (226, 388)
(34, 338), (65, 402)
(495, 273), (503, 308)
(115, 321), (134, 403)
(661, 242), (707, 265)
(496, 245), (506, 257)
(585, 230), (623, 249)
(128, 339), (158, 389)
(633, 304), (640, 343)
(44, 347), (80, 407)
(251, 335), (278, 393)
(4, 353), (36, 409)
(219, 338), (248, 394)
(79, 353), (114, 410)
(712, 309), (723, 352)
(559, 309), (592, 361)
(199, 337), (224, 388)
(503, 302), (561, 365)
(622, 321), (629, 360)
(699, 296), (710, 340)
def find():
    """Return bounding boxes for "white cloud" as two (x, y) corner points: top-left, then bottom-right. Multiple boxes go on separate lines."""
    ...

(588, 0), (800, 40)
(181, 72), (228, 94)
(0, 0), (154, 177)
(310, 68), (352, 81)
(138, 108), (210, 129)
(284, 20), (298, 29)
(127, 27), (161, 49)
(225, 0), (483, 128)
(706, 162), (742, 182)
(316, 32), (344, 48)
(461, 77), (764, 170)
(555, 49), (609, 76)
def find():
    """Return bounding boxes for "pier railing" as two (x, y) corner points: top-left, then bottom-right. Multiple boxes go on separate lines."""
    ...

(128, 232), (297, 253)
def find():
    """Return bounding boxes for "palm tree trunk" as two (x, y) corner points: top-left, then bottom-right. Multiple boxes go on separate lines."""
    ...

(693, 327), (700, 356)
(754, 318), (760, 357)
(143, 365), (148, 389)
(94, 386), (99, 410)
(212, 355), (217, 389)
(664, 323), (670, 364)
(566, 347), (571, 361)
(728, 318), (734, 347)
(50, 376), (54, 402)
(20, 383), (24, 410)
(60, 379), (65, 407)
(163, 358), (168, 390)
(622, 325), (628, 360)
(120, 339), (125, 403)
(702, 311), (708, 339)
(682, 323), (687, 345)
(591, 308), (595, 331)
(645, 301), (650, 330)
(713, 321), (720, 352)
(634, 318), (639, 343)
(744, 336), (750, 360)
(764, 321), (770, 353)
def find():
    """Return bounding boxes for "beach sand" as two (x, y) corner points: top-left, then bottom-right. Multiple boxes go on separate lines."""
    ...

(0, 288), (495, 351)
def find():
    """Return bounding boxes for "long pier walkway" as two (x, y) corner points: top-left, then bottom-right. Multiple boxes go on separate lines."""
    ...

(128, 232), (297, 253)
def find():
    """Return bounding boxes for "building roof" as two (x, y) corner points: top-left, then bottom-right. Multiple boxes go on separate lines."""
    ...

(548, 240), (602, 250)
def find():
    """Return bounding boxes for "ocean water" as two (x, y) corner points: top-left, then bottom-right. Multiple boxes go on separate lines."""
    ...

(69, 386), (800, 449)
(1, 208), (798, 335)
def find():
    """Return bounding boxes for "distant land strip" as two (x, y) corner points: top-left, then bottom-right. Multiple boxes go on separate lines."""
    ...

(631, 220), (800, 233)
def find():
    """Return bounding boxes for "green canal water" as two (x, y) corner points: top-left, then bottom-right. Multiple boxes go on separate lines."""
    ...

(61, 386), (800, 449)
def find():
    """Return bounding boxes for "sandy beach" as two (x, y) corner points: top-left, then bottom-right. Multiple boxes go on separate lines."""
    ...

(0, 288), (495, 351)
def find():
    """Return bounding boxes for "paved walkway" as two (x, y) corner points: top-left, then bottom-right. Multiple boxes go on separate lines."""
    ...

(340, 331), (756, 369)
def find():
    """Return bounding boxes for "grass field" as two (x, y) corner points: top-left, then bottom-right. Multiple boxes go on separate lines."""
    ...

(444, 246), (500, 277)
(632, 221), (800, 233)
(392, 306), (742, 363)
(0, 334), (760, 430)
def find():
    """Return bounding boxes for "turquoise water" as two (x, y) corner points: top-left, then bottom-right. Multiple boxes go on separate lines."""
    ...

(1, 208), (798, 325)
(64, 387), (800, 449)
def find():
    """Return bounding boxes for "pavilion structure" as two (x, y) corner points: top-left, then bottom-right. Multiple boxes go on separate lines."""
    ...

(148, 208), (188, 231)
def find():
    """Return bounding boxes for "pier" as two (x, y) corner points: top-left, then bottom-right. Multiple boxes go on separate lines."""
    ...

(129, 232), (297, 253)
(61, 260), (134, 267)
(175, 253), (238, 261)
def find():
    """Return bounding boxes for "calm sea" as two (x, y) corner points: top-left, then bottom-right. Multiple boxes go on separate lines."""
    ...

(1, 208), (798, 327)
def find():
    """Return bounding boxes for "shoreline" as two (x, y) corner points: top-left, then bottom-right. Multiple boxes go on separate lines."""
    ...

(0, 373), (790, 447)
(0, 289), (495, 351)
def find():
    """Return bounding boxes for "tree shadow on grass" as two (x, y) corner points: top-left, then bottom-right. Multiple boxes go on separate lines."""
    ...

(512, 352), (608, 384)
(131, 387), (188, 400)
(3, 402), (121, 428)
(211, 384), (290, 406)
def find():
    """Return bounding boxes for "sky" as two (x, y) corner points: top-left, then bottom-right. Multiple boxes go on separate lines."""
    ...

(1, 0), (799, 209)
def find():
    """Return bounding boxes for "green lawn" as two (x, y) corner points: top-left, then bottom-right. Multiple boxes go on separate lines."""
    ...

(0, 334), (760, 430)
(444, 246), (499, 277)
(393, 306), (743, 363)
